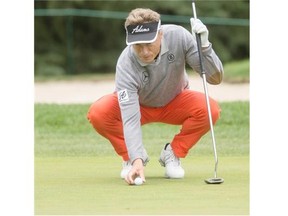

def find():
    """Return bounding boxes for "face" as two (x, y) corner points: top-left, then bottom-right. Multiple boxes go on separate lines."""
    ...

(132, 31), (162, 64)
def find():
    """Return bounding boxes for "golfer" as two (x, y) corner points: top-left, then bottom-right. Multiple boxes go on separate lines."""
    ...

(87, 8), (224, 185)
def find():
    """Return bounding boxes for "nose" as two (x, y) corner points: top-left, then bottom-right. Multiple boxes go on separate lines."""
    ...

(141, 45), (149, 56)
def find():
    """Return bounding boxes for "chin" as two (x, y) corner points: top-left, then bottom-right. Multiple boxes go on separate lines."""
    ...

(142, 58), (154, 64)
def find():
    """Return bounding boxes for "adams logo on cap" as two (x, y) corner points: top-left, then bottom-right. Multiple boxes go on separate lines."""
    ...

(131, 25), (150, 34)
(126, 20), (161, 45)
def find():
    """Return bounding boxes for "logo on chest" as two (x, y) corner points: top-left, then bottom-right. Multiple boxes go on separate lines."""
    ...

(167, 53), (175, 63)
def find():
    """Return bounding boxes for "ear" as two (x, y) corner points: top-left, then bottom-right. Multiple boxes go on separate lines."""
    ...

(158, 30), (163, 40)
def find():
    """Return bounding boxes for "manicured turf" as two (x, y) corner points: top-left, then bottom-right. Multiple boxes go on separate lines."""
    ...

(34, 102), (249, 215)
(34, 102), (249, 157)
(35, 156), (249, 215)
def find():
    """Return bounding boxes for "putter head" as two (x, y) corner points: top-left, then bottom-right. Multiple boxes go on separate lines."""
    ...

(204, 178), (224, 184)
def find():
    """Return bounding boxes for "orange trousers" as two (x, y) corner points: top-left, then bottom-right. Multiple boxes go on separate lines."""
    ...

(87, 89), (220, 161)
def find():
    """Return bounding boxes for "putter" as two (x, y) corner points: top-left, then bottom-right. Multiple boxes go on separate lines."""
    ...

(191, 0), (224, 184)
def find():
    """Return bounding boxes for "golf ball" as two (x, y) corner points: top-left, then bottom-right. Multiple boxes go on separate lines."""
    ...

(134, 177), (143, 186)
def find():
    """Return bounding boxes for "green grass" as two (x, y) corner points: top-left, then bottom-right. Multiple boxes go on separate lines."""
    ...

(34, 102), (249, 215)
(34, 102), (249, 157)
(223, 59), (250, 83)
(35, 156), (249, 215)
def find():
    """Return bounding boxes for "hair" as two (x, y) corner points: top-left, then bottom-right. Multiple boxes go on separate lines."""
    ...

(125, 8), (161, 28)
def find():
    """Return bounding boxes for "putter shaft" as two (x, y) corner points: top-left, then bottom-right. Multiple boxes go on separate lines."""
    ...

(192, 0), (220, 180)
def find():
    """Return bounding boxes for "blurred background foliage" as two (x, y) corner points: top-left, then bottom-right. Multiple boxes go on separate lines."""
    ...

(34, 0), (249, 76)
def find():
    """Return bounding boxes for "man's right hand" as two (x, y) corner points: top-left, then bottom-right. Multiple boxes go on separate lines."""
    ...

(125, 158), (146, 185)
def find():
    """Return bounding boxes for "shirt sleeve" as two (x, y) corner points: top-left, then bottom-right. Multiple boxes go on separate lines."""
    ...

(183, 27), (224, 84)
(115, 58), (147, 163)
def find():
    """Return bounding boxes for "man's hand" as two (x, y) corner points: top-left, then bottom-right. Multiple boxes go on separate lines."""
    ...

(125, 158), (146, 185)
(190, 18), (210, 47)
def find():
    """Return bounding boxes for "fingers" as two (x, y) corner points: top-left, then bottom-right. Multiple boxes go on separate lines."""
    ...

(190, 18), (210, 47)
(125, 171), (136, 185)
(124, 158), (146, 185)
(190, 18), (208, 34)
(139, 171), (146, 183)
(125, 170), (144, 185)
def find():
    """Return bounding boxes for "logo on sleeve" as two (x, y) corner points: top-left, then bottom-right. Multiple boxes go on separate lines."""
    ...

(118, 89), (129, 103)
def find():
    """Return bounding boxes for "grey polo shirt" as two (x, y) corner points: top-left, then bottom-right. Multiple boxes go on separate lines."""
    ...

(115, 24), (223, 162)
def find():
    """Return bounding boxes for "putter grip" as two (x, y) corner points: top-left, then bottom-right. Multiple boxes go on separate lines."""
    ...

(195, 33), (205, 75)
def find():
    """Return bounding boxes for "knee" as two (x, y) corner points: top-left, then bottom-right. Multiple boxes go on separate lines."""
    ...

(87, 102), (104, 128)
(195, 98), (220, 124)
(209, 98), (221, 124)
(87, 94), (120, 129)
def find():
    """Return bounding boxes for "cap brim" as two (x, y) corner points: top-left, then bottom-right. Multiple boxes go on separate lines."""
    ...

(126, 31), (159, 45)
(125, 21), (161, 45)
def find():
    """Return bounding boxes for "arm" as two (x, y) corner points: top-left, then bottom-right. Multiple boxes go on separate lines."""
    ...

(185, 19), (224, 84)
(116, 68), (145, 163)
(116, 64), (148, 184)
(124, 158), (146, 185)
(115, 54), (148, 184)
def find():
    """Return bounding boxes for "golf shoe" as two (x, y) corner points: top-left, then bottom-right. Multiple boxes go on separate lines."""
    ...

(159, 143), (185, 178)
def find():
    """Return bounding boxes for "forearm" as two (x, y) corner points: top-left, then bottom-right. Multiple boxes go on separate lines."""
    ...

(118, 92), (147, 162)
(189, 18), (224, 84)
(123, 114), (145, 162)
(201, 44), (224, 84)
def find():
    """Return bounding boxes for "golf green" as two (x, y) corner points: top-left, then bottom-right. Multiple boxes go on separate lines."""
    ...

(35, 155), (249, 215)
